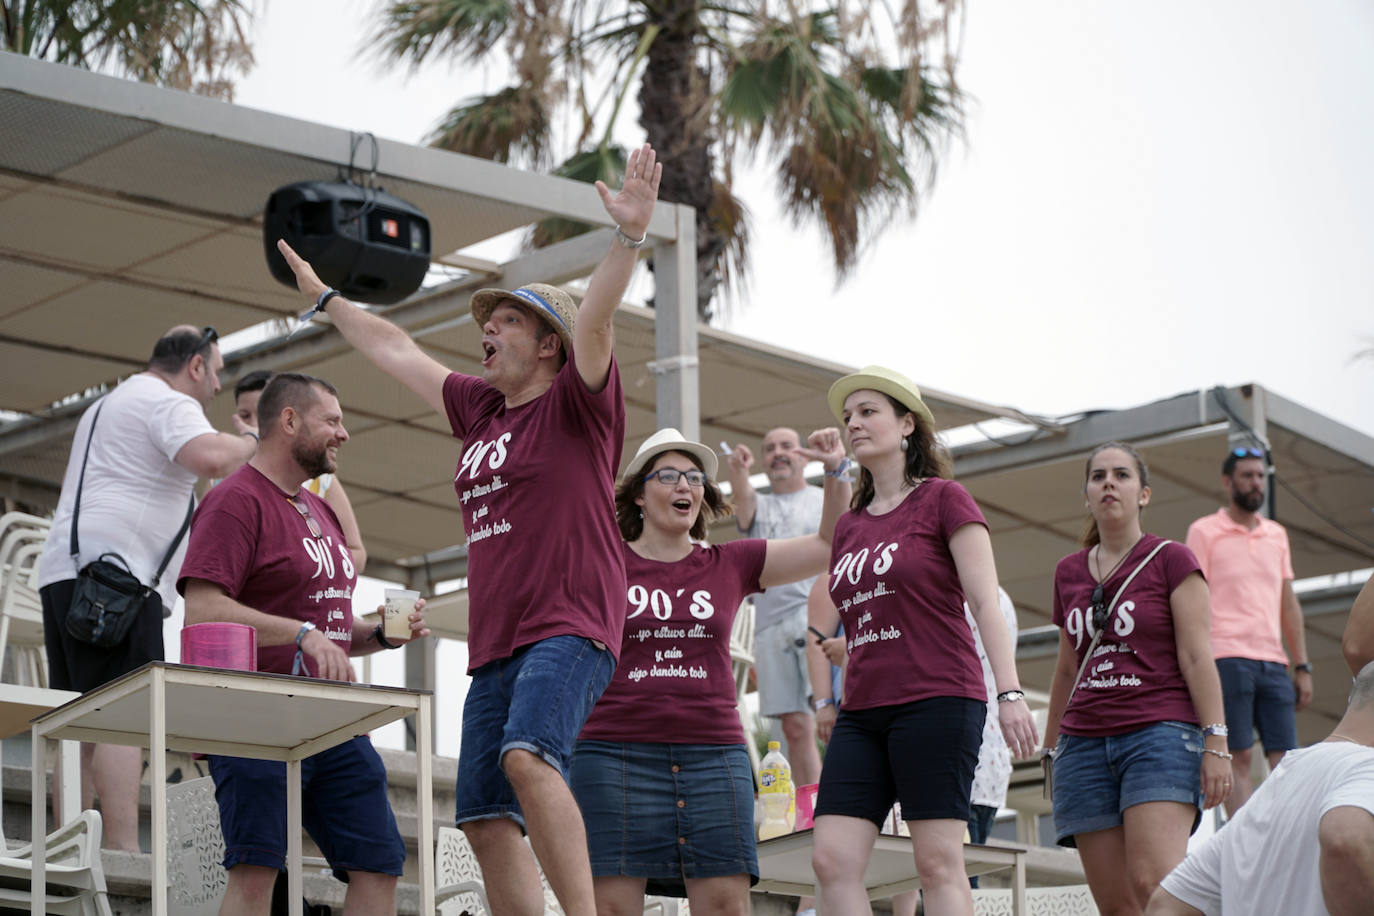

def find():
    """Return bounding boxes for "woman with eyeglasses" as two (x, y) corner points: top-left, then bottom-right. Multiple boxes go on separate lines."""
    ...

(1040, 441), (1231, 915)
(569, 426), (848, 915)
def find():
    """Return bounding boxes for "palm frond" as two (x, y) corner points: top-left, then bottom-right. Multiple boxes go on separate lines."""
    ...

(427, 84), (551, 167)
(369, 0), (513, 66)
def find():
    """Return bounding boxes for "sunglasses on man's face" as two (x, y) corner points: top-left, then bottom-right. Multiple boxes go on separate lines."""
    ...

(1230, 447), (1262, 460)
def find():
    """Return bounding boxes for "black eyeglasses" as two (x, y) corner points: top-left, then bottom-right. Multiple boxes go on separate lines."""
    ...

(644, 468), (707, 488)
(287, 497), (323, 539)
(195, 326), (219, 355)
(1230, 447), (1262, 459)
(1090, 582), (1109, 633)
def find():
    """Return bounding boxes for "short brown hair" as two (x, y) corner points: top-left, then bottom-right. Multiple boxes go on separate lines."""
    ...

(257, 373), (338, 438)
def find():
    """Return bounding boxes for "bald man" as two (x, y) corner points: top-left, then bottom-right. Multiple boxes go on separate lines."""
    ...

(38, 325), (256, 850)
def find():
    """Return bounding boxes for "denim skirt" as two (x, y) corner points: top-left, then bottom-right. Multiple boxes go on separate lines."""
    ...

(570, 740), (758, 896)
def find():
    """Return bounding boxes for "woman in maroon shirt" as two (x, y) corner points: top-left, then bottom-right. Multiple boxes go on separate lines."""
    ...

(810, 366), (1037, 916)
(570, 427), (847, 915)
(1041, 441), (1230, 915)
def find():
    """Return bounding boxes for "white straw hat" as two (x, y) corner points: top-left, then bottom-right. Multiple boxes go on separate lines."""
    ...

(623, 428), (719, 483)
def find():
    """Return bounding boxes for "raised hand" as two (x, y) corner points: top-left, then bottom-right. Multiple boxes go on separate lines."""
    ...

(727, 443), (754, 475)
(595, 143), (662, 240)
(276, 239), (329, 301)
(375, 596), (433, 644)
(798, 427), (847, 473)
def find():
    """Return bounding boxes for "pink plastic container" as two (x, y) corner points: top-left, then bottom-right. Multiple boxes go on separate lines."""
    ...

(795, 783), (819, 831)
(181, 622), (257, 671)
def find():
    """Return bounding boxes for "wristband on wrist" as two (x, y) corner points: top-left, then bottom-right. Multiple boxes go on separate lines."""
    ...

(614, 225), (648, 249)
(373, 624), (403, 650)
(1202, 723), (1229, 737)
(1203, 747), (1233, 760)
(316, 288), (341, 312)
(241, 431), (259, 442)
(1294, 662), (1312, 673)
(825, 457), (852, 479)
(812, 697), (836, 712)
(295, 621), (316, 648)
(996, 689), (1026, 704)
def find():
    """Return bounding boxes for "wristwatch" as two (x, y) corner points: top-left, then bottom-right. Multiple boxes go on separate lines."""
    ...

(1294, 662), (1312, 674)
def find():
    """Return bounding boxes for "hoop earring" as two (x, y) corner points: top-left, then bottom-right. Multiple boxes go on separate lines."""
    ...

(900, 438), (909, 452)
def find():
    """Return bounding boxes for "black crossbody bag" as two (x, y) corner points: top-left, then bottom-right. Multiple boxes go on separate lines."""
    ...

(66, 399), (195, 648)
(1043, 539), (1172, 801)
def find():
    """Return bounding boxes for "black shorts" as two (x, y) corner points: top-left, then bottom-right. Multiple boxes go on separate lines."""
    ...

(41, 580), (164, 692)
(814, 696), (984, 827)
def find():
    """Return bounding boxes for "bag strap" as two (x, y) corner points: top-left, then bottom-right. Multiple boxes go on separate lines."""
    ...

(69, 399), (108, 565)
(1066, 538), (1173, 708)
(68, 396), (196, 587)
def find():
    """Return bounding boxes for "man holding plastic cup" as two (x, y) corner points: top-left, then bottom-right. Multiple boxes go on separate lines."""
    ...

(180, 372), (429, 916)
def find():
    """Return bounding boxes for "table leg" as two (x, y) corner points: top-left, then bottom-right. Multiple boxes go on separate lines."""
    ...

(151, 667), (168, 916)
(30, 726), (46, 916)
(57, 740), (79, 827)
(287, 758), (303, 916)
(1012, 849), (1026, 916)
(416, 695), (434, 914)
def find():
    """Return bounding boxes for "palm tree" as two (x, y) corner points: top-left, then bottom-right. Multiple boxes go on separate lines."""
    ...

(1, 0), (255, 100)
(372, 0), (965, 321)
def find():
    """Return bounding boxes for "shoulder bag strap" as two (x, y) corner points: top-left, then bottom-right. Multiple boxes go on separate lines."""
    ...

(69, 399), (108, 565)
(149, 494), (196, 588)
(1065, 538), (1173, 708)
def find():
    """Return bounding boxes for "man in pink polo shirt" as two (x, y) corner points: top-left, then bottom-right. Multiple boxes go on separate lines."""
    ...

(1186, 446), (1312, 815)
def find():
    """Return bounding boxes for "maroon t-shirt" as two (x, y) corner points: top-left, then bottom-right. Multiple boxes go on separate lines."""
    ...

(444, 355), (627, 672)
(1052, 535), (1204, 736)
(178, 465), (357, 677)
(828, 478), (988, 710)
(580, 539), (767, 745)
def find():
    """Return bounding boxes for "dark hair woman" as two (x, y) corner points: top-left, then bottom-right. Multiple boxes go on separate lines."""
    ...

(571, 426), (849, 914)
(1040, 441), (1230, 915)
(809, 365), (1037, 916)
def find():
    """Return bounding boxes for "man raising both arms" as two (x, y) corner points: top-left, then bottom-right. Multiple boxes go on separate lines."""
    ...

(276, 144), (662, 916)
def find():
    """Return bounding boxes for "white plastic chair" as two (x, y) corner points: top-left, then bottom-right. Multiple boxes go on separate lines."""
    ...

(435, 827), (679, 915)
(972, 884), (1099, 916)
(728, 600), (757, 774)
(167, 776), (336, 915)
(0, 809), (112, 915)
(0, 539), (49, 685)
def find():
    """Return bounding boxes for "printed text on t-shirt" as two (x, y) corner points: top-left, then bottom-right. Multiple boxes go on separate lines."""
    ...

(456, 434), (514, 544)
(1064, 600), (1138, 650)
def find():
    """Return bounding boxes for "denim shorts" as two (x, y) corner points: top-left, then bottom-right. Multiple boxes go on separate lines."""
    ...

(814, 696), (984, 826)
(755, 606), (812, 717)
(455, 635), (616, 828)
(1051, 720), (1204, 847)
(570, 740), (758, 896)
(208, 736), (405, 878)
(1215, 657), (1298, 753)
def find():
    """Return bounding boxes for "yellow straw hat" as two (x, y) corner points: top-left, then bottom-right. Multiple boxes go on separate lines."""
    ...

(827, 365), (935, 428)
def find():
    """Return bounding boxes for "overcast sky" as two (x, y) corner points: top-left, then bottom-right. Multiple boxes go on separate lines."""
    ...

(232, 0), (1374, 440)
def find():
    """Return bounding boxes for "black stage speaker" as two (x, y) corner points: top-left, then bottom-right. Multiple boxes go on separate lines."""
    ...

(264, 181), (432, 305)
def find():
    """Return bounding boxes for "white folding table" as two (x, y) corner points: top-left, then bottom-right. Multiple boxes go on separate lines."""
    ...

(29, 662), (434, 916)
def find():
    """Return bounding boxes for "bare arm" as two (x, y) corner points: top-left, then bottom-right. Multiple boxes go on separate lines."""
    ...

(1319, 805), (1374, 916)
(757, 429), (849, 588)
(276, 240), (451, 415)
(1279, 579), (1313, 709)
(323, 478), (367, 573)
(1040, 629), (1079, 750)
(577, 143), (663, 393)
(1342, 576), (1374, 675)
(726, 443), (757, 531)
(183, 578), (354, 681)
(805, 577), (842, 743)
(1170, 571), (1231, 810)
(950, 523), (1038, 758)
(174, 431), (256, 479)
